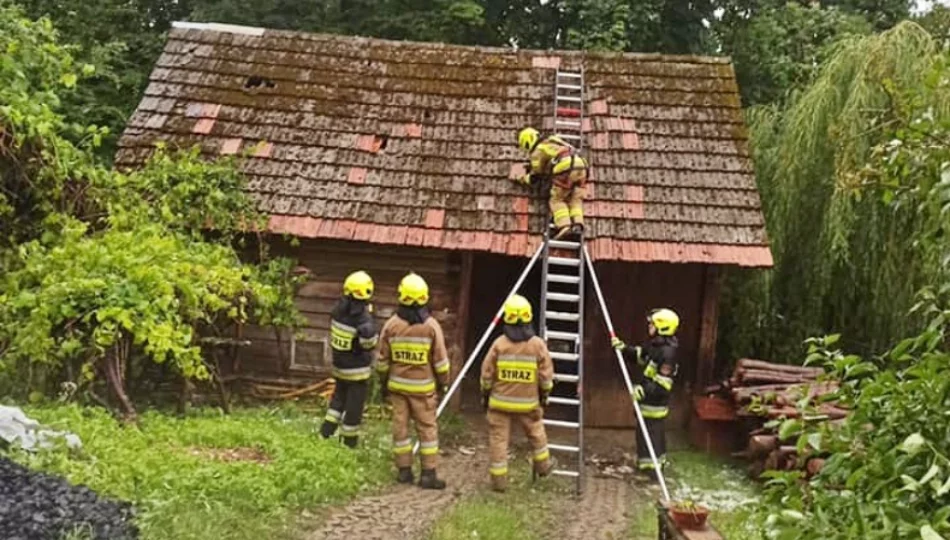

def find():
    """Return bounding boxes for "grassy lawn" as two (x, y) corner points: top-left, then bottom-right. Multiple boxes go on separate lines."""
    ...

(3, 402), (393, 540)
(428, 463), (559, 540)
(629, 450), (759, 539)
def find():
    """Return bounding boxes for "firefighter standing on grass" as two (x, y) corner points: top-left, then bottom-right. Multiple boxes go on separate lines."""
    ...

(480, 295), (555, 492)
(377, 273), (451, 490)
(320, 271), (379, 448)
(611, 308), (680, 473)
(515, 127), (589, 240)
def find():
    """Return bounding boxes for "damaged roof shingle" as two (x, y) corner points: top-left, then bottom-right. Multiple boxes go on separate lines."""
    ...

(116, 23), (772, 267)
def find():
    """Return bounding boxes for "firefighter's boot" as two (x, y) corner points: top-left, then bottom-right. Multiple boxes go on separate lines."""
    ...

(570, 223), (584, 239)
(319, 421), (337, 439)
(491, 474), (508, 493)
(419, 469), (446, 490)
(397, 467), (414, 484)
(342, 435), (358, 449)
(553, 226), (572, 240)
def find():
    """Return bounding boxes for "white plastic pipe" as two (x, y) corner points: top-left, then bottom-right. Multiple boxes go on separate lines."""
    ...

(583, 247), (671, 502)
(411, 243), (545, 455)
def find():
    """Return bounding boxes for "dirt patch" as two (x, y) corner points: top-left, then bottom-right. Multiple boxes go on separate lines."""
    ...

(306, 447), (484, 540)
(187, 446), (271, 464)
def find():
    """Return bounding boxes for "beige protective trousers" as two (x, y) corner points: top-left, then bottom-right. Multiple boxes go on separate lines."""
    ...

(390, 392), (439, 470)
(487, 409), (551, 490)
(550, 183), (585, 229)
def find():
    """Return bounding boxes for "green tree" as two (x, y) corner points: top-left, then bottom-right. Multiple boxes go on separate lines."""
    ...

(0, 5), (301, 418)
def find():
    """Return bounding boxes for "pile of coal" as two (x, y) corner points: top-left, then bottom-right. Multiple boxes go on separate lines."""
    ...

(0, 457), (138, 540)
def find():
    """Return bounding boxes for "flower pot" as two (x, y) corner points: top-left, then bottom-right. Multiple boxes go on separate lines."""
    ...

(693, 396), (737, 421)
(669, 505), (710, 530)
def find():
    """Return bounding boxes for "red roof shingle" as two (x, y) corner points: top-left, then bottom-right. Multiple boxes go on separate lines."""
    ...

(116, 23), (772, 266)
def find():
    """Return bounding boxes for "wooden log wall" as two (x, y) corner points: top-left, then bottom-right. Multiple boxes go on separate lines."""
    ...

(238, 238), (464, 379)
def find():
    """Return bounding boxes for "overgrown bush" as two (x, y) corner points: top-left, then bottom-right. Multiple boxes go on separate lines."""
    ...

(0, 5), (301, 416)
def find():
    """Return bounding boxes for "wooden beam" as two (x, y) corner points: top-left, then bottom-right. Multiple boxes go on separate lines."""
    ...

(450, 251), (475, 411)
(696, 265), (722, 390)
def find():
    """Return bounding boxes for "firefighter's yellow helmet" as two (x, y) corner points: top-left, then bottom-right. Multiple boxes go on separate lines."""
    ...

(648, 308), (680, 336)
(518, 127), (540, 153)
(343, 270), (374, 300)
(503, 295), (533, 324)
(398, 273), (430, 306)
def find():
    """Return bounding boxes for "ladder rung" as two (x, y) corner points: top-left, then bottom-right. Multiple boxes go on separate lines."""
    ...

(557, 96), (582, 103)
(558, 134), (582, 140)
(547, 330), (579, 341)
(549, 443), (580, 453)
(550, 351), (580, 361)
(543, 419), (579, 429)
(549, 257), (580, 267)
(548, 396), (580, 406)
(557, 84), (583, 91)
(548, 274), (581, 285)
(556, 107), (581, 118)
(546, 311), (580, 322)
(551, 469), (580, 478)
(547, 292), (580, 303)
(557, 72), (583, 78)
(553, 373), (579, 383)
(548, 239), (580, 250)
(555, 119), (581, 126)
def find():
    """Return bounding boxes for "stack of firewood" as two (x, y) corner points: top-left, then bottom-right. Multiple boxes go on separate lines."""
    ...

(706, 359), (847, 479)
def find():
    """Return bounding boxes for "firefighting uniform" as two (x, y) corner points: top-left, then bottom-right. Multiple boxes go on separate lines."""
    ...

(377, 307), (451, 471)
(621, 335), (679, 470)
(480, 325), (555, 490)
(320, 297), (378, 447)
(522, 135), (588, 230)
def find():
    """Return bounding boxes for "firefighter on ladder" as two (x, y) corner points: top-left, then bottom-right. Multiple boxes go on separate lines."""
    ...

(516, 127), (588, 240)
(480, 295), (555, 492)
(377, 272), (451, 489)
(611, 308), (680, 474)
(320, 271), (379, 448)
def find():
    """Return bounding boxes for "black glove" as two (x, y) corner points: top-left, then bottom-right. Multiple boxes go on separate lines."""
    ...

(481, 391), (490, 411)
(540, 391), (550, 408)
(438, 384), (449, 401)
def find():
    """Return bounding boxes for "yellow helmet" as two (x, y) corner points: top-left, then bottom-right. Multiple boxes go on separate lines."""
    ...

(398, 273), (430, 306)
(343, 270), (374, 300)
(518, 127), (540, 153)
(648, 308), (680, 336)
(503, 294), (533, 324)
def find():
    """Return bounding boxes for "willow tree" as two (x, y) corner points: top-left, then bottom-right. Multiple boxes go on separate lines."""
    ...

(720, 22), (950, 361)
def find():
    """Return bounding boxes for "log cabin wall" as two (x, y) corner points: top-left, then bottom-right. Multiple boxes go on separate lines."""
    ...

(583, 261), (707, 429)
(238, 238), (464, 379)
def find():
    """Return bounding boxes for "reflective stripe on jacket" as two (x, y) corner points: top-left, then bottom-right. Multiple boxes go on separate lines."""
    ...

(480, 335), (554, 413)
(624, 336), (679, 419)
(528, 136), (588, 189)
(329, 298), (378, 381)
(378, 315), (450, 395)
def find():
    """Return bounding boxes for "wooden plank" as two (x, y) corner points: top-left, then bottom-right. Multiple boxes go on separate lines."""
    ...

(449, 251), (475, 412)
(695, 266), (721, 389)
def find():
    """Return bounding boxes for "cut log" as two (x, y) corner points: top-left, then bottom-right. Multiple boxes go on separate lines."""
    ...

(748, 435), (779, 456)
(736, 359), (824, 376)
(738, 369), (816, 384)
(806, 458), (826, 477)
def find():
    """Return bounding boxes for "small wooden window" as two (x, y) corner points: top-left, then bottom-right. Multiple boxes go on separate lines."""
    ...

(289, 333), (329, 372)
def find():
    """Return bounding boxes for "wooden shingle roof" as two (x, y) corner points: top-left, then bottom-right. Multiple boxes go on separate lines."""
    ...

(116, 22), (772, 266)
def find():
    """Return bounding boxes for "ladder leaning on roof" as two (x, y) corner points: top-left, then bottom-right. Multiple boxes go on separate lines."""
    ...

(537, 66), (587, 494)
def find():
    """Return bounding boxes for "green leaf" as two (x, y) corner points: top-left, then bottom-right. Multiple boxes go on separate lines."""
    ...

(937, 475), (950, 497)
(60, 72), (77, 88)
(824, 334), (841, 346)
(901, 433), (927, 455)
(920, 465), (941, 486)
(779, 419), (803, 441)
(920, 525), (944, 540)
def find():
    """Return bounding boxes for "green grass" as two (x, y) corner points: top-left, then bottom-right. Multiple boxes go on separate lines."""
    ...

(428, 462), (558, 540)
(629, 450), (760, 539)
(4, 403), (393, 540)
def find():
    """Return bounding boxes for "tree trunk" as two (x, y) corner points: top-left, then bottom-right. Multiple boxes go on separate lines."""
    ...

(105, 341), (137, 422)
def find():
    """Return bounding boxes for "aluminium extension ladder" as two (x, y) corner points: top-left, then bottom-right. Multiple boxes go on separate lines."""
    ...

(539, 67), (586, 494)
